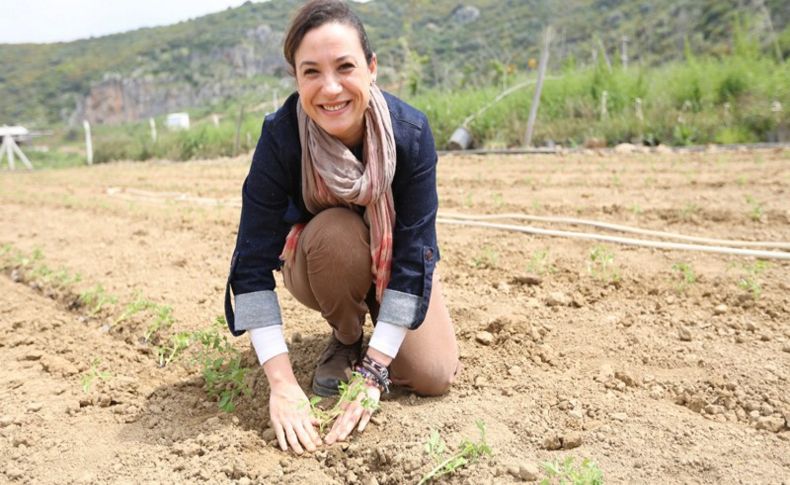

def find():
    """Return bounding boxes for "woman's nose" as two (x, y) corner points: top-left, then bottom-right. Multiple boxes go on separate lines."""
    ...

(322, 76), (342, 96)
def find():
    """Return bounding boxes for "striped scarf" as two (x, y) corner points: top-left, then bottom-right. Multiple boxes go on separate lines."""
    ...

(280, 84), (396, 302)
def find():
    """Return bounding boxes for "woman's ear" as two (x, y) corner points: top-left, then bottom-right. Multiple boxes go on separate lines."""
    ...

(369, 53), (378, 83)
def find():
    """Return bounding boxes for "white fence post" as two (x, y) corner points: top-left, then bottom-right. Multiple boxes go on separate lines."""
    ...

(524, 26), (552, 147)
(83, 120), (93, 165)
(149, 118), (157, 143)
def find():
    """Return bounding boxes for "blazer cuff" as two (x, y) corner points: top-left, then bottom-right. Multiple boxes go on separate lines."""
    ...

(368, 321), (408, 359)
(249, 325), (289, 365)
(234, 290), (283, 331)
(377, 289), (421, 328)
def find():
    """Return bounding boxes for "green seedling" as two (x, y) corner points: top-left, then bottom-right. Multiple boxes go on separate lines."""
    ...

(114, 295), (157, 326)
(418, 420), (492, 484)
(527, 249), (554, 275)
(735, 260), (769, 299)
(672, 262), (696, 293)
(79, 284), (118, 316)
(193, 317), (252, 413)
(587, 245), (620, 283)
(471, 246), (499, 269)
(680, 202), (700, 221)
(541, 456), (603, 485)
(156, 330), (193, 367)
(745, 195), (764, 222)
(81, 359), (111, 393)
(144, 304), (174, 342)
(492, 192), (504, 209)
(629, 204), (643, 215)
(307, 372), (380, 434)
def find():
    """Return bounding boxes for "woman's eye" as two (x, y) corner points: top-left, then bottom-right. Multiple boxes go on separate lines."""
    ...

(339, 63), (355, 72)
(303, 69), (318, 76)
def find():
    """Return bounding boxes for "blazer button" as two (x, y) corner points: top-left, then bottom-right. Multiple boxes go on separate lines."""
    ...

(425, 248), (433, 261)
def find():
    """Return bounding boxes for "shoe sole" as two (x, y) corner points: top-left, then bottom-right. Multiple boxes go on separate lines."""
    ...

(312, 379), (340, 397)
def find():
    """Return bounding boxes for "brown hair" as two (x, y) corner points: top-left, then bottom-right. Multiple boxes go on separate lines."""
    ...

(283, 0), (374, 71)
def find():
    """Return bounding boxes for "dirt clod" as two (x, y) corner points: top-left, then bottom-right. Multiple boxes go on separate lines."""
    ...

(475, 331), (494, 346)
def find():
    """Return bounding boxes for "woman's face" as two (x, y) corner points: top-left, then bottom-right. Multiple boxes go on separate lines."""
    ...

(294, 22), (377, 148)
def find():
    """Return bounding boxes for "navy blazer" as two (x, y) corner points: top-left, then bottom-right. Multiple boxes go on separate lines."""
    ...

(225, 90), (440, 337)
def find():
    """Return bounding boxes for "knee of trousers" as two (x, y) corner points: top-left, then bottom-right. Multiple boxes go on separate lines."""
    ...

(405, 360), (458, 397)
(301, 207), (371, 272)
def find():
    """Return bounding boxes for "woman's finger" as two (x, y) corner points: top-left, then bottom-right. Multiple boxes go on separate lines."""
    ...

(357, 410), (372, 433)
(293, 421), (317, 452)
(284, 423), (304, 454)
(273, 421), (288, 452)
(303, 417), (322, 447)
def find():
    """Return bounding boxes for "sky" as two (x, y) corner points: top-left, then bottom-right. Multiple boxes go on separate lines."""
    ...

(0, 0), (263, 44)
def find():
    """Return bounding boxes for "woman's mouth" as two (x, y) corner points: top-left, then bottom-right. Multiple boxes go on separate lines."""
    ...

(320, 101), (351, 113)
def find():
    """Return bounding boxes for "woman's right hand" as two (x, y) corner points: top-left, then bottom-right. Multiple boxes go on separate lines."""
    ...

(268, 380), (322, 454)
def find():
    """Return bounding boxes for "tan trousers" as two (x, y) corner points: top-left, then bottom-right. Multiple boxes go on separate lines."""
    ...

(282, 207), (460, 396)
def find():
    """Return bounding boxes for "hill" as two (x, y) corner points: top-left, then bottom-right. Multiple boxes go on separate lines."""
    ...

(1, 0), (788, 126)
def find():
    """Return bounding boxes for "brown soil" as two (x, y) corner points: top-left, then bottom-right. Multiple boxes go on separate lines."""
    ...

(1, 148), (788, 484)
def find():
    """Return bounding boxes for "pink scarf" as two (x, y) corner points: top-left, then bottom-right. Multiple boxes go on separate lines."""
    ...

(280, 84), (396, 302)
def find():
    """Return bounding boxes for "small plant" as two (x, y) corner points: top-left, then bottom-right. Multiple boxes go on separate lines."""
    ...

(679, 202), (700, 221)
(672, 262), (696, 293)
(541, 457), (603, 485)
(80, 359), (111, 393)
(307, 372), (380, 434)
(527, 249), (554, 275)
(144, 304), (175, 342)
(587, 245), (620, 283)
(471, 246), (499, 269)
(156, 330), (193, 367)
(192, 317), (252, 412)
(736, 260), (770, 299)
(114, 295), (156, 326)
(418, 420), (492, 484)
(745, 195), (764, 222)
(79, 284), (118, 316)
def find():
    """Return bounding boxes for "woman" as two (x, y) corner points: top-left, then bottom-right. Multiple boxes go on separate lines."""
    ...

(225, 0), (459, 454)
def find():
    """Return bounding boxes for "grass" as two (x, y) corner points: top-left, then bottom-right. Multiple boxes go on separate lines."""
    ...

(78, 284), (118, 316)
(471, 246), (499, 269)
(418, 420), (492, 484)
(541, 457), (604, 485)
(735, 260), (770, 299)
(744, 195), (764, 222)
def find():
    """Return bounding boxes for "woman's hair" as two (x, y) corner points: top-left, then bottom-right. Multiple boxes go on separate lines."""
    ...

(283, 0), (374, 70)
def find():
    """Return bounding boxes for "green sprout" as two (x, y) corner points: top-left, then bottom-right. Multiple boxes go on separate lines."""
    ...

(307, 372), (380, 434)
(78, 284), (118, 316)
(672, 262), (696, 293)
(418, 420), (492, 484)
(745, 195), (764, 222)
(541, 457), (603, 485)
(587, 245), (619, 283)
(81, 359), (111, 393)
(736, 260), (770, 299)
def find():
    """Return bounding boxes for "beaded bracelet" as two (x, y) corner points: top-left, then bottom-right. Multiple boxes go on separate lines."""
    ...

(356, 355), (391, 393)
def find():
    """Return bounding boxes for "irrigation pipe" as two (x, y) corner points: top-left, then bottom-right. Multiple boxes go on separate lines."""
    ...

(438, 212), (790, 250)
(436, 218), (790, 261)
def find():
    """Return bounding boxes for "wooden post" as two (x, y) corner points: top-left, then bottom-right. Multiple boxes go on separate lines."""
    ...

(524, 26), (552, 147)
(600, 91), (609, 119)
(149, 118), (157, 143)
(83, 120), (93, 165)
(4, 136), (15, 170)
(635, 98), (643, 123)
(597, 38), (612, 72)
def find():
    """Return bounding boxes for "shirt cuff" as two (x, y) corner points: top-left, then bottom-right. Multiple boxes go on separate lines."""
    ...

(377, 288), (421, 328)
(368, 321), (408, 359)
(234, 290), (283, 331)
(249, 325), (289, 365)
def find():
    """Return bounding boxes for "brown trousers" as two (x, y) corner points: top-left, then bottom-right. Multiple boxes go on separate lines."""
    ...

(282, 207), (460, 396)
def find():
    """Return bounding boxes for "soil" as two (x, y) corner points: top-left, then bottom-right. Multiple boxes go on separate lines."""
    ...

(1, 147), (789, 484)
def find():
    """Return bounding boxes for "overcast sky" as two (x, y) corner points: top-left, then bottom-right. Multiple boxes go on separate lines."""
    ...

(0, 0), (262, 44)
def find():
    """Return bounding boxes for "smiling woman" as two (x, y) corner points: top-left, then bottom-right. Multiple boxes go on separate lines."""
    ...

(224, 0), (461, 457)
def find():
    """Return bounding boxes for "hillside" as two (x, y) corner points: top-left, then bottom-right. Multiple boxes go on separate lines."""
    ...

(1, 0), (788, 126)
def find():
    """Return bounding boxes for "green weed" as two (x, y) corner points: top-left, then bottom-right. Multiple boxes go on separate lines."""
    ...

(81, 359), (111, 393)
(144, 305), (174, 342)
(78, 284), (118, 316)
(156, 330), (193, 367)
(471, 246), (499, 269)
(527, 249), (554, 275)
(418, 420), (492, 485)
(587, 245), (620, 283)
(541, 457), (604, 485)
(672, 262), (697, 293)
(306, 372), (381, 435)
(745, 195), (764, 222)
(735, 260), (770, 299)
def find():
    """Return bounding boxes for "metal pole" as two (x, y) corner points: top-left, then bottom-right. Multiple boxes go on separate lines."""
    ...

(524, 26), (552, 148)
(83, 120), (93, 165)
(5, 136), (15, 170)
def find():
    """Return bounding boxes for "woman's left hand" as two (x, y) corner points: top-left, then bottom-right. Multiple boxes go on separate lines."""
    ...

(324, 377), (381, 444)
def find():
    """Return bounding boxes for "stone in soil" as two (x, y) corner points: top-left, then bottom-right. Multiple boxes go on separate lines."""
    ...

(476, 331), (494, 346)
(545, 292), (571, 307)
(562, 432), (583, 449)
(508, 463), (540, 481)
(678, 327), (693, 341)
(756, 416), (786, 433)
(713, 304), (728, 315)
(511, 274), (542, 286)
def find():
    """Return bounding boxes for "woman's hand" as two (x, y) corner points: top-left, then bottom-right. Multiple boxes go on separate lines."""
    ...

(324, 376), (381, 444)
(263, 353), (322, 454)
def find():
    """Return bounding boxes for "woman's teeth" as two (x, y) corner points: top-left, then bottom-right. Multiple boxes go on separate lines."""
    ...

(323, 102), (349, 112)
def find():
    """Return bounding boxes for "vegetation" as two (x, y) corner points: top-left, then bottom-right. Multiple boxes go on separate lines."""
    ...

(307, 373), (380, 434)
(418, 420), (492, 484)
(81, 358), (112, 393)
(672, 262), (697, 293)
(587, 245), (620, 283)
(541, 457), (604, 485)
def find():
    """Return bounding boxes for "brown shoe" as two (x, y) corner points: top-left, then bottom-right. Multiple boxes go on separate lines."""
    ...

(312, 333), (362, 396)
